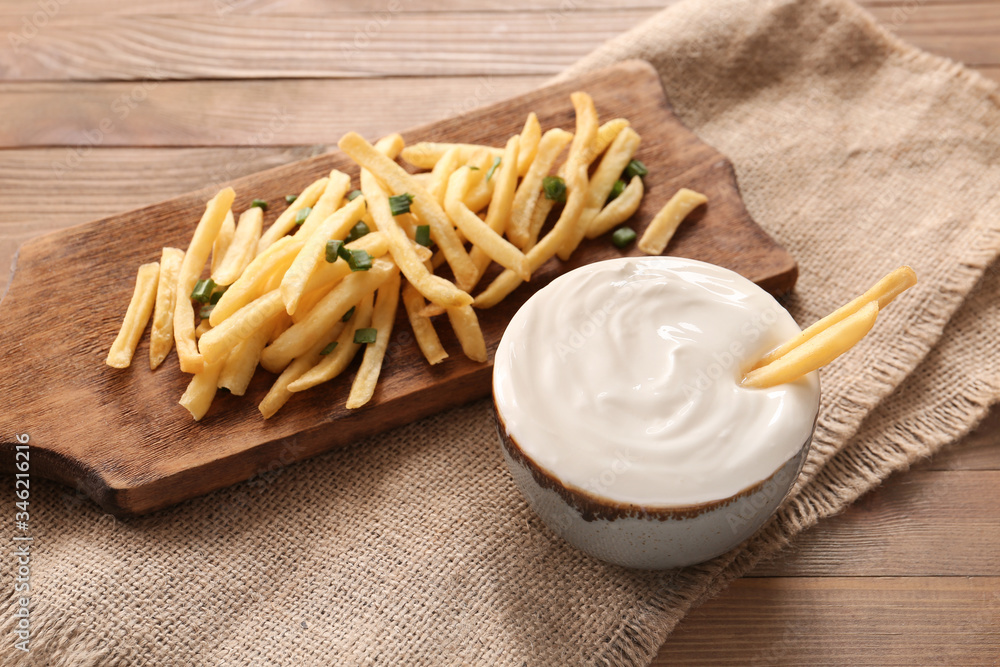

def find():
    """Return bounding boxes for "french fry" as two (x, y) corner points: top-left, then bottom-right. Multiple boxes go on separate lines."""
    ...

(280, 196), (367, 315)
(358, 161), (472, 309)
(211, 210), (235, 275)
(742, 302), (879, 389)
(401, 142), (503, 170)
(345, 270), (401, 409)
(446, 167), (529, 280)
(462, 151), (497, 213)
(555, 91), (601, 260)
(195, 319), (212, 338)
(269, 312), (293, 343)
(468, 135), (521, 281)
(587, 175), (644, 239)
(149, 247), (184, 370)
(174, 187), (235, 374)
(294, 170), (352, 240)
(637, 188), (707, 256)
(402, 282), (448, 365)
(446, 304), (488, 363)
(200, 290), (286, 365)
(339, 132), (478, 290)
(257, 177), (329, 254)
(106, 261), (160, 369)
(212, 206), (264, 286)
(753, 266), (918, 370)
(516, 112), (541, 176)
(210, 236), (302, 326)
(217, 314), (276, 396)
(589, 118), (630, 162)
(524, 194), (556, 252)
(258, 321), (345, 419)
(260, 258), (396, 373)
(287, 294), (375, 393)
(580, 126), (641, 238)
(375, 132), (405, 159)
(179, 356), (227, 421)
(476, 163), (588, 308)
(507, 128), (574, 248)
(294, 232), (392, 321)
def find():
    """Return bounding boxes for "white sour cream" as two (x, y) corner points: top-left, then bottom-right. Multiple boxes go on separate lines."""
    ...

(493, 257), (820, 507)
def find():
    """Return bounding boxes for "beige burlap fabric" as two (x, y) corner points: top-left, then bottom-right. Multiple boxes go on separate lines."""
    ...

(4, 0), (1000, 664)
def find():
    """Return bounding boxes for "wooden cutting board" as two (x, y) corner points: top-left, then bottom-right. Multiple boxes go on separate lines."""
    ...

(0, 60), (796, 515)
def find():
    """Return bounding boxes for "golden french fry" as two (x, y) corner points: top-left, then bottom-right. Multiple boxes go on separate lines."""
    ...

(555, 91), (601, 260)
(287, 294), (375, 393)
(346, 270), (401, 408)
(179, 356), (227, 421)
(269, 311), (293, 343)
(516, 112), (541, 176)
(753, 266), (917, 370)
(293, 232), (392, 322)
(401, 142), (503, 170)
(258, 321), (345, 419)
(174, 187), (235, 374)
(294, 170), (352, 240)
(589, 118), (630, 162)
(257, 177), (329, 254)
(402, 282), (448, 365)
(281, 196), (367, 315)
(742, 302), (879, 389)
(106, 261), (160, 369)
(339, 132), (478, 290)
(211, 210), (235, 275)
(375, 132), (405, 159)
(149, 247), (184, 370)
(358, 162), (472, 309)
(212, 206), (263, 286)
(210, 236), (302, 326)
(476, 163), (587, 308)
(507, 128), (574, 248)
(580, 126), (641, 238)
(195, 319), (212, 338)
(587, 175), (644, 239)
(446, 304), (487, 363)
(637, 188), (707, 256)
(446, 167), (529, 281)
(261, 258), (396, 373)
(200, 290), (286, 365)
(217, 315), (274, 396)
(524, 195), (556, 252)
(462, 151), (497, 213)
(468, 135), (521, 281)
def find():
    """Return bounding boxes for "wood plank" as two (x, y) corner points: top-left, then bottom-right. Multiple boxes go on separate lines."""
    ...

(0, 10), (654, 81)
(867, 2), (1000, 66)
(654, 577), (1000, 666)
(914, 407), (1000, 471)
(0, 76), (546, 148)
(0, 61), (798, 515)
(749, 471), (1000, 577)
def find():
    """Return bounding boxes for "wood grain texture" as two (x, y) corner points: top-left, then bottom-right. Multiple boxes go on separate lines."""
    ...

(654, 577), (1000, 666)
(4, 3), (998, 81)
(0, 61), (797, 515)
(0, 76), (545, 148)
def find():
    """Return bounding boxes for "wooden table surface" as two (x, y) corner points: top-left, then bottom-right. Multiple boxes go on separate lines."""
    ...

(2, 1), (997, 664)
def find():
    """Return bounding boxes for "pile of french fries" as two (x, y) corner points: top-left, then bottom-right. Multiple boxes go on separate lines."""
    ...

(106, 91), (708, 420)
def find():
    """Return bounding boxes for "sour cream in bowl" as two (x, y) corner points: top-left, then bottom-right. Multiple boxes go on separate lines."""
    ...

(492, 257), (820, 569)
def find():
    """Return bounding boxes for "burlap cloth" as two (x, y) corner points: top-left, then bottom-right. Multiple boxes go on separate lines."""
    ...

(4, 0), (1000, 664)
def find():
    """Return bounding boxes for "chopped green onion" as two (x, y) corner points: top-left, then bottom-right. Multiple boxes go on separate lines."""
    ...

(611, 226), (637, 248)
(285, 194), (298, 204)
(294, 207), (312, 226)
(341, 306), (356, 323)
(325, 240), (344, 263)
(485, 157), (502, 182)
(250, 198), (268, 210)
(623, 159), (648, 180)
(389, 193), (415, 216)
(337, 243), (353, 262)
(468, 166), (479, 171)
(354, 328), (377, 344)
(415, 224), (431, 247)
(209, 287), (227, 305)
(607, 179), (626, 202)
(345, 221), (370, 243)
(542, 176), (567, 203)
(190, 278), (215, 304)
(199, 304), (215, 319)
(346, 189), (363, 202)
(347, 249), (373, 272)
(320, 341), (338, 356)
